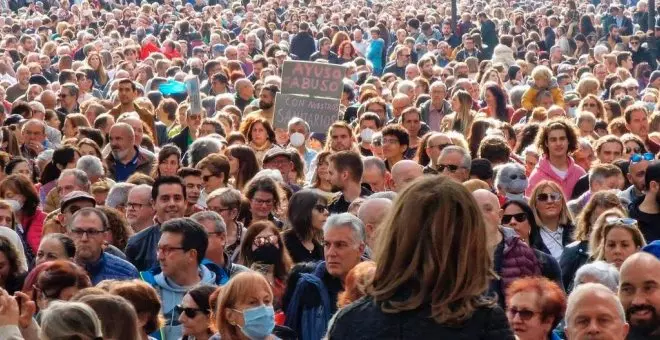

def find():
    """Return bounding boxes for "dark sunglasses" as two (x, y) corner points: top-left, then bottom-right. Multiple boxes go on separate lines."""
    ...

(507, 307), (538, 321)
(437, 164), (461, 173)
(202, 175), (216, 182)
(502, 213), (527, 224)
(630, 152), (655, 163)
(313, 204), (328, 212)
(626, 146), (642, 154)
(175, 305), (209, 318)
(536, 192), (562, 202)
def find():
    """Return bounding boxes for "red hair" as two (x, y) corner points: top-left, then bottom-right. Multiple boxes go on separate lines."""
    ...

(337, 261), (376, 308)
(338, 40), (356, 59)
(505, 277), (566, 328)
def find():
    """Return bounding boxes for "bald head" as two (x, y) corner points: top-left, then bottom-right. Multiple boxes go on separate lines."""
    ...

(471, 189), (502, 233)
(390, 160), (423, 193)
(357, 197), (393, 249)
(619, 252), (660, 336)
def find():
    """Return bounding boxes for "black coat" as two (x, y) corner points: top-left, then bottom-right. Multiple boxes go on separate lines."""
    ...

(290, 32), (316, 61)
(559, 240), (590, 293)
(327, 295), (515, 340)
(168, 126), (191, 157)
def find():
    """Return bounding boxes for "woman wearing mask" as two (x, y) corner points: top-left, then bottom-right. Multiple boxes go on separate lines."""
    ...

(282, 190), (328, 264)
(0, 175), (46, 253)
(225, 145), (261, 191)
(177, 285), (217, 340)
(560, 191), (625, 292)
(216, 271), (281, 340)
(505, 277), (566, 340)
(237, 221), (292, 310)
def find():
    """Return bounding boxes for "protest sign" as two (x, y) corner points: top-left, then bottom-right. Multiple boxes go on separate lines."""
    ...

(273, 93), (341, 133)
(280, 60), (345, 99)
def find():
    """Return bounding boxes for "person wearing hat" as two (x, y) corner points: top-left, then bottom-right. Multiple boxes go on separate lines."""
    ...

(262, 147), (300, 189)
(57, 190), (96, 231)
(28, 74), (50, 89)
(564, 91), (581, 117)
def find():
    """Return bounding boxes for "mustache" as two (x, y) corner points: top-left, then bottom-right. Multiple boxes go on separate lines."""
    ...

(627, 305), (657, 315)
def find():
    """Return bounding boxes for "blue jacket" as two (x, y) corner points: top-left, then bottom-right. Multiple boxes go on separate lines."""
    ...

(140, 264), (217, 340)
(84, 252), (139, 285)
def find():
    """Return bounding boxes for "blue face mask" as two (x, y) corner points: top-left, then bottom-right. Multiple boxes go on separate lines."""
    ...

(645, 102), (656, 113)
(236, 305), (275, 339)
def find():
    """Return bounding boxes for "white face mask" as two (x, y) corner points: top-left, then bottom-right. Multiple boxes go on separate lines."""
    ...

(288, 132), (306, 147)
(5, 199), (23, 212)
(360, 128), (375, 143)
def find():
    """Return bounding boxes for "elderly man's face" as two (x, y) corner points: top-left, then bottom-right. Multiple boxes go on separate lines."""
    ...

(23, 122), (45, 144)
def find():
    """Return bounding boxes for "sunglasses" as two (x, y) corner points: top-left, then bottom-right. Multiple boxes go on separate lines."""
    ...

(437, 164), (461, 173)
(253, 234), (278, 247)
(507, 307), (539, 321)
(502, 213), (527, 224)
(626, 146), (642, 154)
(175, 305), (209, 318)
(536, 192), (562, 202)
(630, 152), (654, 163)
(605, 217), (638, 226)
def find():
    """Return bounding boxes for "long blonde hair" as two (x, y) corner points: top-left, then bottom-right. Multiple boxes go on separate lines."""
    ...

(452, 90), (475, 135)
(590, 209), (646, 260)
(528, 180), (573, 226)
(371, 176), (494, 325)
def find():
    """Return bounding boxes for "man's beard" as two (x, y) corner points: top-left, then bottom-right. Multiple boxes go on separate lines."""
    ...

(112, 148), (130, 160)
(627, 304), (660, 336)
(259, 101), (273, 110)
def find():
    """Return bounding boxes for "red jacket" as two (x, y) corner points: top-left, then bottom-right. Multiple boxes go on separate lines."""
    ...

(20, 208), (46, 252)
(140, 42), (161, 60)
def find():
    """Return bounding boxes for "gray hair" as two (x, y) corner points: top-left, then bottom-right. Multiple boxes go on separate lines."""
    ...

(577, 137), (593, 151)
(509, 85), (528, 109)
(215, 93), (235, 106)
(323, 212), (366, 245)
(573, 260), (620, 292)
(190, 211), (226, 234)
(207, 187), (242, 209)
(287, 117), (310, 134)
(369, 191), (397, 201)
(59, 169), (91, 192)
(40, 301), (103, 340)
(363, 156), (387, 175)
(397, 80), (415, 94)
(60, 82), (80, 98)
(76, 155), (104, 178)
(565, 283), (626, 327)
(440, 145), (472, 169)
(105, 183), (136, 209)
(187, 136), (223, 167)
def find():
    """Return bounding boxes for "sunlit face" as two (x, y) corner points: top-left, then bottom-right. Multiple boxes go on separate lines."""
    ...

(159, 154), (179, 177)
(36, 237), (69, 265)
(10, 161), (32, 181)
(507, 291), (554, 340)
(603, 226), (639, 268)
(545, 128), (569, 158)
(535, 186), (563, 221)
(503, 204), (531, 242)
(178, 293), (211, 336)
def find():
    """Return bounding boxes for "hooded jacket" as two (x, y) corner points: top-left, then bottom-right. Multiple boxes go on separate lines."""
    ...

(142, 264), (217, 340)
(526, 156), (586, 198)
(492, 44), (516, 67)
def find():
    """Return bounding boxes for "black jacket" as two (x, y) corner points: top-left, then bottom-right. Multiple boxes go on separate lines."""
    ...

(290, 32), (316, 61)
(530, 223), (575, 256)
(629, 196), (660, 243)
(168, 126), (191, 156)
(125, 224), (161, 272)
(327, 295), (515, 340)
(559, 240), (590, 292)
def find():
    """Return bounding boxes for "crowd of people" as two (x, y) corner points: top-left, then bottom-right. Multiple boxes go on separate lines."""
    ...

(0, 0), (658, 339)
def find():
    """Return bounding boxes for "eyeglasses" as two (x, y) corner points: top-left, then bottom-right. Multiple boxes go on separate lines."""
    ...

(253, 234), (279, 247)
(382, 138), (400, 145)
(58, 93), (69, 98)
(630, 152), (655, 163)
(437, 164), (461, 173)
(175, 305), (209, 318)
(70, 228), (106, 237)
(507, 307), (539, 321)
(156, 245), (186, 255)
(502, 213), (528, 224)
(536, 192), (562, 202)
(314, 204), (328, 212)
(626, 146), (642, 154)
(252, 198), (274, 206)
(126, 202), (147, 210)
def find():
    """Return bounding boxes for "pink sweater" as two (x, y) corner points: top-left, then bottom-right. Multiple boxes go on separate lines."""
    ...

(525, 156), (586, 198)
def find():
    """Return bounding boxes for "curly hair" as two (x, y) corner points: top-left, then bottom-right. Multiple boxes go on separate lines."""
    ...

(96, 206), (134, 251)
(534, 119), (580, 157)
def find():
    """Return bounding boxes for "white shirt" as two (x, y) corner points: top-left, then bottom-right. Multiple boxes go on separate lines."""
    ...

(352, 40), (369, 57)
(540, 225), (565, 260)
(550, 163), (568, 180)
